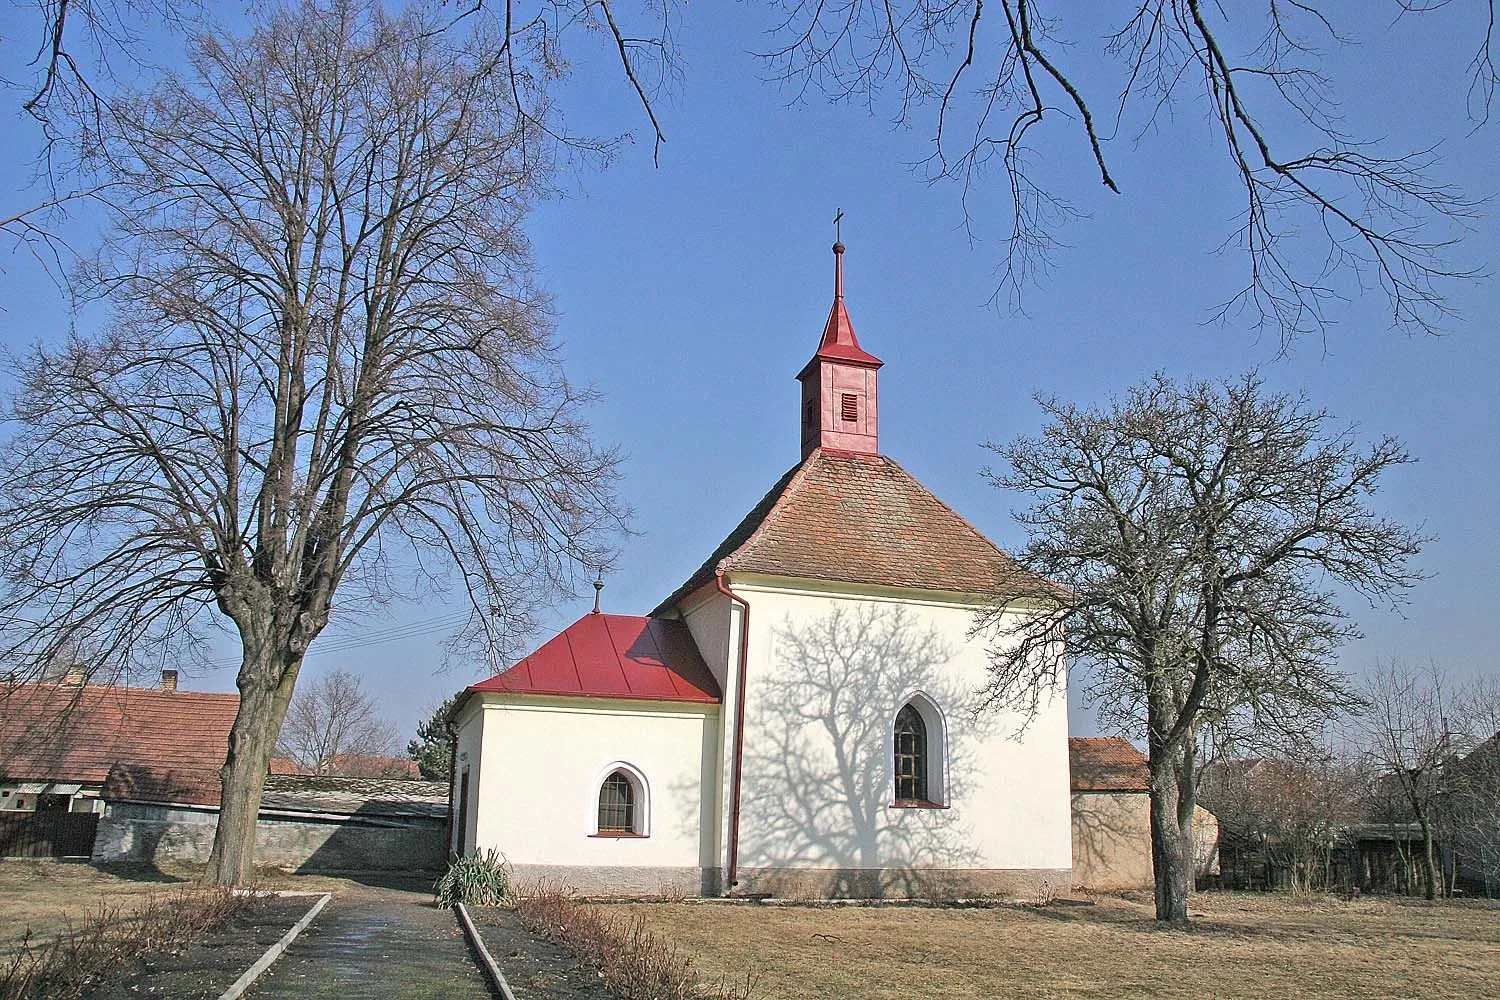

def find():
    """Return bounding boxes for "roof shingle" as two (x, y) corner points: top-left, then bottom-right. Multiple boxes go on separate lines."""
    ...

(653, 448), (1048, 613)
(0, 683), (237, 805)
(1069, 737), (1150, 792)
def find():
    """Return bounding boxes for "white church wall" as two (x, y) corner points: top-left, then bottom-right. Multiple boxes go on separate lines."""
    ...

(468, 694), (722, 895)
(726, 575), (1073, 898)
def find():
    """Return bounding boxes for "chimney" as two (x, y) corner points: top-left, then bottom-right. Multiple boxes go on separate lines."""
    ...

(160, 669), (179, 692)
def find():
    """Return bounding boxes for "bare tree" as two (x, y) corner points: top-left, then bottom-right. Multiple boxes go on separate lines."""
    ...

(976, 373), (1426, 921)
(1199, 747), (1369, 892)
(0, 0), (625, 885)
(763, 1), (1488, 343)
(276, 669), (398, 776)
(1356, 659), (1500, 899)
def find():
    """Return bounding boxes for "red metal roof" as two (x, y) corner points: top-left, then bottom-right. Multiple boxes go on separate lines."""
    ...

(1069, 737), (1150, 792)
(468, 614), (722, 704)
(0, 682), (238, 805)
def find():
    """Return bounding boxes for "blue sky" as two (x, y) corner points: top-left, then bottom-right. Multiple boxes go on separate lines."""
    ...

(1, 3), (1496, 743)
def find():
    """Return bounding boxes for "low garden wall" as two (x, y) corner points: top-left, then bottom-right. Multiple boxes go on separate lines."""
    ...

(92, 800), (445, 872)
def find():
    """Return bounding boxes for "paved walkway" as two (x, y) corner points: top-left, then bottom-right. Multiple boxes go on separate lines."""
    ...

(245, 886), (493, 1000)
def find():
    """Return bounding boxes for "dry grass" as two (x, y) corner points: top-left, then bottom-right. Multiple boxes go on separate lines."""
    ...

(0, 860), (202, 953)
(0, 874), (247, 1000)
(607, 892), (1500, 1000)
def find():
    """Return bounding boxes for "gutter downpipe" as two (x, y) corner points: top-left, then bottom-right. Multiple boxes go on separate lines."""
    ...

(716, 569), (751, 891)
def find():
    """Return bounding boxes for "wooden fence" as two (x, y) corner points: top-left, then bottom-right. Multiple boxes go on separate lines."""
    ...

(0, 811), (100, 858)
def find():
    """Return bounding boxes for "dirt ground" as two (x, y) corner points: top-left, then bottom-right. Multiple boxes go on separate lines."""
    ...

(608, 891), (1500, 1000)
(81, 894), (312, 1000)
(467, 906), (617, 1000)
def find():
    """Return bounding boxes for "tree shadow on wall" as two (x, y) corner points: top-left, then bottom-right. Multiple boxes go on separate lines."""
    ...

(739, 604), (988, 898)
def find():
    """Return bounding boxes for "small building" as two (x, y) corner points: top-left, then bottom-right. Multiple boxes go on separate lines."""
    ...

(1069, 737), (1219, 891)
(450, 244), (1075, 899)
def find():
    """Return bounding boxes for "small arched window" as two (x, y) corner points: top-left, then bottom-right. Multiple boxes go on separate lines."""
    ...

(598, 772), (636, 833)
(894, 703), (929, 803)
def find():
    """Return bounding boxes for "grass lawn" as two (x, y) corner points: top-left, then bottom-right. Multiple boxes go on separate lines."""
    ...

(610, 892), (1500, 1000)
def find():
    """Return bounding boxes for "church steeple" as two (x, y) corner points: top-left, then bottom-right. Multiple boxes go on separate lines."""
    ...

(797, 236), (883, 458)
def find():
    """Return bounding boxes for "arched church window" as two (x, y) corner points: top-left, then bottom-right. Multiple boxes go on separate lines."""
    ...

(894, 703), (929, 803)
(597, 772), (636, 833)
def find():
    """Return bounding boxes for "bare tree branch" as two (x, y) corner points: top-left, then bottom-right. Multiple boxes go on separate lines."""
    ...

(763, 1), (1485, 343)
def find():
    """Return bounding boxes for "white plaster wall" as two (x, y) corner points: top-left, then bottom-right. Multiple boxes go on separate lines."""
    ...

(680, 585), (737, 876)
(729, 578), (1072, 874)
(680, 587), (732, 691)
(468, 695), (720, 870)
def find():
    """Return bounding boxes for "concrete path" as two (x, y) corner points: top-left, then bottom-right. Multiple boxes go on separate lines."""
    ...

(245, 885), (493, 1000)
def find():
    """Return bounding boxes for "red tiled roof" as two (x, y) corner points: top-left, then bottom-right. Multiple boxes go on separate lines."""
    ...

(653, 449), (1052, 614)
(0, 683), (237, 806)
(468, 613), (721, 704)
(1069, 737), (1150, 792)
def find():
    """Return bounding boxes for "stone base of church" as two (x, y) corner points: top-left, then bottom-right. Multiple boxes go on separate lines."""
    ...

(503, 864), (1073, 900)
(729, 866), (1074, 901)
(506, 864), (722, 898)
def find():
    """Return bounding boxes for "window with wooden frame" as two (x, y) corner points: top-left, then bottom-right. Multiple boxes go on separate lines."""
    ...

(893, 703), (929, 803)
(597, 772), (635, 833)
(840, 392), (859, 423)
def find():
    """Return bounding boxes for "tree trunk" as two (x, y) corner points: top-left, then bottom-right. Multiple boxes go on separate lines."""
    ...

(1419, 819), (1439, 901)
(207, 640), (302, 886)
(1148, 753), (1191, 921)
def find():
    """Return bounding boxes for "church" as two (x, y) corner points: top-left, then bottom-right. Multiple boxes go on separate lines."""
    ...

(447, 241), (1074, 898)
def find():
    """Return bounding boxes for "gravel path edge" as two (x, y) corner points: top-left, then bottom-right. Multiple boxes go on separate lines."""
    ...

(215, 892), (332, 1000)
(455, 901), (518, 1000)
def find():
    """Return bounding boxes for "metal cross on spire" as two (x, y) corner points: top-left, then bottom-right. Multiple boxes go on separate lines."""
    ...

(832, 208), (846, 299)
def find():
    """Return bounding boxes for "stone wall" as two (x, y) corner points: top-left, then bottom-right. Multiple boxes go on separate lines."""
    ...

(92, 800), (445, 872)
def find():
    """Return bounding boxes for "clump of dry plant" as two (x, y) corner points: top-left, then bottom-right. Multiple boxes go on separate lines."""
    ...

(0, 886), (248, 1000)
(514, 882), (757, 1000)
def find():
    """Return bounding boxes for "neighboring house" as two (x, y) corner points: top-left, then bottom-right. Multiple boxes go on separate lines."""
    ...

(0, 671), (235, 818)
(1, 673), (442, 870)
(1069, 737), (1219, 891)
(450, 244), (1075, 899)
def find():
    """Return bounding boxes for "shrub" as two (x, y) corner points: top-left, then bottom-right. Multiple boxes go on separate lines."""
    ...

(433, 848), (511, 908)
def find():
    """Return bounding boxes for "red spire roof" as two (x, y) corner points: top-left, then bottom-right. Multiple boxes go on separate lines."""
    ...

(800, 241), (883, 375)
(466, 614), (721, 704)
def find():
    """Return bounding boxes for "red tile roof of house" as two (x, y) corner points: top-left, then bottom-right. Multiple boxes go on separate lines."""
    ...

(653, 449), (1052, 614)
(467, 613), (722, 704)
(1069, 737), (1150, 793)
(0, 682), (238, 806)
